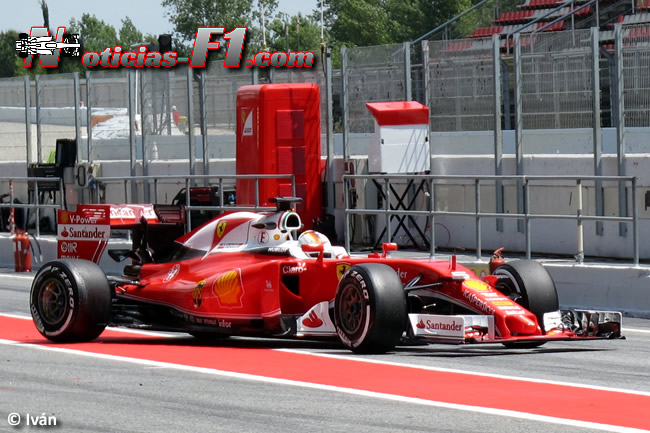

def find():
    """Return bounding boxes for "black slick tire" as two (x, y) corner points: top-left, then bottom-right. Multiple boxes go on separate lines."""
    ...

(334, 264), (407, 354)
(30, 259), (112, 342)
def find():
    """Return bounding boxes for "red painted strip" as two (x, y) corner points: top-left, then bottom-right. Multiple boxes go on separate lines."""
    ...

(3, 316), (649, 430)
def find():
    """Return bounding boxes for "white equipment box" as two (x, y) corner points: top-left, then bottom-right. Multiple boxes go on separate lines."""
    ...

(366, 101), (430, 174)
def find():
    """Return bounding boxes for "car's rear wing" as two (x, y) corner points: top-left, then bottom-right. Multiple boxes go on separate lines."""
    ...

(57, 204), (186, 263)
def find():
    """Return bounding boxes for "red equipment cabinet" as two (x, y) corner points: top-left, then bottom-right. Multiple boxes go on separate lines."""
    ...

(235, 83), (322, 229)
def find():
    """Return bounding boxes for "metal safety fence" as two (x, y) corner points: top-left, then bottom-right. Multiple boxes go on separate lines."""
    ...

(0, 177), (65, 237)
(343, 174), (639, 265)
(94, 173), (296, 231)
(2, 22), (650, 162)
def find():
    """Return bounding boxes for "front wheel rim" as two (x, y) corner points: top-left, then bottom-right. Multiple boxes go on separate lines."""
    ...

(338, 283), (365, 335)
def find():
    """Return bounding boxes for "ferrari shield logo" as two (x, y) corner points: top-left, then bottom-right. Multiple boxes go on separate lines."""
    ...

(217, 221), (227, 238)
(336, 263), (351, 281)
(192, 280), (206, 308)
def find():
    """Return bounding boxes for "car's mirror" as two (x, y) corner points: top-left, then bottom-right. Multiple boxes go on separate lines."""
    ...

(301, 242), (324, 254)
(382, 242), (398, 258)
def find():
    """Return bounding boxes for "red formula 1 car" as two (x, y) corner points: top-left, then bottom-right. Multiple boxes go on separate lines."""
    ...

(30, 198), (623, 353)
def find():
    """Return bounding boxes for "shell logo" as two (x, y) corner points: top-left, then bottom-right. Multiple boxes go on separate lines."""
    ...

(213, 269), (244, 307)
(60, 212), (69, 224)
(464, 279), (491, 292)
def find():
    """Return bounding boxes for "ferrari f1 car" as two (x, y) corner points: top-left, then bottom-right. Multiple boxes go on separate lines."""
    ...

(30, 198), (623, 353)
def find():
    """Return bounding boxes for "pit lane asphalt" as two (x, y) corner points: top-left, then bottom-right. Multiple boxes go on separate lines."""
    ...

(1, 271), (649, 433)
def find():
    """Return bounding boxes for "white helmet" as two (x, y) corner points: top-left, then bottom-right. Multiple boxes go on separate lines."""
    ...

(298, 230), (331, 249)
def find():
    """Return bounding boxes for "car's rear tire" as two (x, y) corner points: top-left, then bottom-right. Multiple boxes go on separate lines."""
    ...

(30, 260), (112, 342)
(334, 264), (407, 354)
(493, 259), (559, 348)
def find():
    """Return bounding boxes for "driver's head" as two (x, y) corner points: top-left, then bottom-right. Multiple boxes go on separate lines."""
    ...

(298, 230), (331, 250)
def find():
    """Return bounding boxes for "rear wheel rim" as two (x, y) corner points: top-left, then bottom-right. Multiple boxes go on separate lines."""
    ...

(38, 278), (69, 327)
(338, 283), (365, 335)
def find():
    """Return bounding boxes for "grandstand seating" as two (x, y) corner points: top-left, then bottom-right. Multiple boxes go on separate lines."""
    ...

(449, 0), (650, 54)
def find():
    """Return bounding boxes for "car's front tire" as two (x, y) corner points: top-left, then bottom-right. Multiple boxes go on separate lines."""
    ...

(494, 259), (559, 348)
(30, 260), (112, 342)
(334, 264), (407, 354)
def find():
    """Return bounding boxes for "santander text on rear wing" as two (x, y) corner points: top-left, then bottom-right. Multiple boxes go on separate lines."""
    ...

(57, 204), (170, 263)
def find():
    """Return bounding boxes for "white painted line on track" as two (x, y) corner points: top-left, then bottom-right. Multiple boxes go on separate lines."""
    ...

(2, 273), (35, 280)
(0, 313), (181, 338)
(0, 337), (646, 433)
(276, 348), (650, 398)
(3, 313), (649, 398)
(623, 327), (650, 334)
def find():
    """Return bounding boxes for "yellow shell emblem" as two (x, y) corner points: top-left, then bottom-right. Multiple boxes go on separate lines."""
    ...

(217, 221), (227, 238)
(213, 269), (244, 307)
(336, 263), (351, 281)
(464, 279), (491, 291)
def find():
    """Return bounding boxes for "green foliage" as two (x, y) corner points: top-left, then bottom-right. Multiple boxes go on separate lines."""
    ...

(162, 0), (254, 44)
(0, 0), (529, 78)
(119, 17), (144, 49)
(267, 13), (324, 54)
(0, 30), (21, 78)
(68, 13), (119, 54)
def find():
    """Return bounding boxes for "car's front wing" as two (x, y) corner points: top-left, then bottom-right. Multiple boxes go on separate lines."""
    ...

(408, 310), (623, 344)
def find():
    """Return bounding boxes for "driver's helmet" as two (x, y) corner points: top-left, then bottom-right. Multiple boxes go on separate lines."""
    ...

(298, 230), (331, 250)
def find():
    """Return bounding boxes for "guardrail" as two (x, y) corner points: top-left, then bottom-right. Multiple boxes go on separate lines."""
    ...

(343, 174), (639, 265)
(95, 174), (296, 231)
(0, 177), (65, 237)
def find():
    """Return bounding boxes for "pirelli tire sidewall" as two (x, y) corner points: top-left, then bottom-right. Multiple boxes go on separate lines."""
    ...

(30, 259), (112, 342)
(334, 263), (407, 354)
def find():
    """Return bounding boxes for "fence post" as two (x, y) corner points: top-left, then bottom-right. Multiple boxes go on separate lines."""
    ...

(35, 181), (40, 237)
(344, 177), (351, 253)
(341, 47), (349, 161)
(633, 177), (639, 265)
(492, 34), (504, 233)
(421, 41), (429, 108)
(577, 180), (584, 264)
(199, 68), (209, 185)
(24, 76), (32, 165)
(403, 41), (412, 101)
(591, 27), (604, 236)
(614, 24), (627, 237)
(475, 179), (481, 260)
(140, 70), (150, 203)
(325, 46), (335, 216)
(86, 71), (93, 163)
(185, 177), (192, 231)
(514, 33), (525, 233)
(73, 72), (82, 162)
(525, 178), (531, 260)
(35, 74), (42, 164)
(187, 67), (196, 182)
(384, 178), (392, 243)
(429, 178), (435, 258)
(127, 70), (138, 202)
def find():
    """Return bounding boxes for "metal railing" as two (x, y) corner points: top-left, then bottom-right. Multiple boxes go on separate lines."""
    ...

(0, 177), (65, 237)
(344, 174), (638, 265)
(95, 173), (296, 231)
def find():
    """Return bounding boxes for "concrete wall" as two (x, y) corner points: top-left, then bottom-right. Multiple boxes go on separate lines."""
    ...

(1, 234), (648, 318)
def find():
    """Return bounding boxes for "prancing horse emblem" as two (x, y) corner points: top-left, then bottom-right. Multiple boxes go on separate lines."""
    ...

(217, 221), (227, 238)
